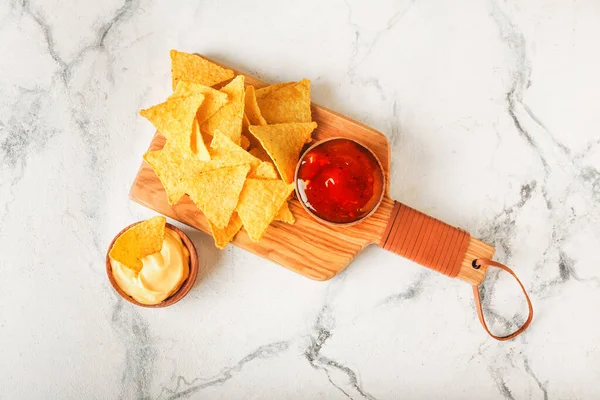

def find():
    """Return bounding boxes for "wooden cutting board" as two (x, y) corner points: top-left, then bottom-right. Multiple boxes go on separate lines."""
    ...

(130, 57), (493, 282)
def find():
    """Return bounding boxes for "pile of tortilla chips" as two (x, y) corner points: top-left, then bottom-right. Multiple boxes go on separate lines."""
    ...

(140, 50), (317, 249)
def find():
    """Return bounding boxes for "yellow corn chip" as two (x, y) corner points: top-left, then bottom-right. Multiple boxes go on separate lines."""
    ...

(243, 121), (264, 149)
(236, 179), (294, 242)
(187, 164), (250, 229)
(201, 75), (245, 144)
(248, 122), (317, 184)
(170, 50), (234, 90)
(191, 119), (211, 161)
(109, 216), (166, 272)
(248, 146), (272, 162)
(241, 114), (251, 145)
(240, 135), (250, 150)
(249, 161), (278, 179)
(144, 141), (216, 204)
(210, 132), (261, 172)
(274, 203), (295, 224)
(246, 161), (291, 222)
(140, 94), (205, 152)
(256, 79), (311, 123)
(245, 85), (267, 125)
(209, 213), (243, 249)
(170, 81), (229, 125)
(255, 82), (294, 99)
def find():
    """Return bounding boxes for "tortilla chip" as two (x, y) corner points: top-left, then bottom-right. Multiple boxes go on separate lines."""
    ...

(201, 75), (245, 144)
(240, 135), (250, 150)
(249, 161), (278, 179)
(255, 82), (294, 99)
(274, 203), (295, 224)
(243, 125), (264, 149)
(248, 122), (317, 184)
(247, 162), (291, 222)
(248, 146), (272, 162)
(236, 179), (294, 241)
(170, 81), (229, 125)
(241, 115), (251, 144)
(109, 216), (166, 273)
(210, 132), (261, 172)
(244, 86), (267, 125)
(140, 94), (205, 152)
(187, 164), (250, 229)
(143, 141), (216, 204)
(256, 79), (311, 123)
(191, 119), (211, 161)
(170, 50), (234, 90)
(209, 213), (243, 249)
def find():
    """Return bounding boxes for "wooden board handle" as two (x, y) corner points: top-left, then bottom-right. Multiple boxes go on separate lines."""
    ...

(378, 201), (494, 285)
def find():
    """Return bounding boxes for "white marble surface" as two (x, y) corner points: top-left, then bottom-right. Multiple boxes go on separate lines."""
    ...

(1, 0), (599, 398)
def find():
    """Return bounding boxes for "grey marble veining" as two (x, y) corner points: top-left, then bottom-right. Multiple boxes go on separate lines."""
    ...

(1, 0), (599, 399)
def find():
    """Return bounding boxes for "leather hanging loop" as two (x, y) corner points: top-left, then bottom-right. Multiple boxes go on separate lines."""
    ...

(472, 259), (534, 341)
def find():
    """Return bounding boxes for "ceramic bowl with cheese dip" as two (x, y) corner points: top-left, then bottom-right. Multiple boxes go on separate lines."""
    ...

(106, 218), (199, 308)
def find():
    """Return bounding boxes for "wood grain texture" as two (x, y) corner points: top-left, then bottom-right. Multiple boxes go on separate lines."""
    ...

(130, 54), (494, 282)
(457, 238), (495, 285)
(131, 133), (392, 281)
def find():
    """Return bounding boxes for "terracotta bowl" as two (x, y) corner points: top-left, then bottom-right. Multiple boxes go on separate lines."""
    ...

(294, 137), (386, 227)
(106, 221), (199, 308)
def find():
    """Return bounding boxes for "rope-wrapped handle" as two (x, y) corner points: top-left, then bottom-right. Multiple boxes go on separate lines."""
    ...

(380, 202), (471, 278)
(379, 201), (533, 340)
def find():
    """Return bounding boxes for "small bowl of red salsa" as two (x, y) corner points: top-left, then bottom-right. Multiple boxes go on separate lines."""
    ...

(295, 138), (385, 226)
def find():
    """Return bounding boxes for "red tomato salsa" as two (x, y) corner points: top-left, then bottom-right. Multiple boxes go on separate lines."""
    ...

(295, 138), (384, 224)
